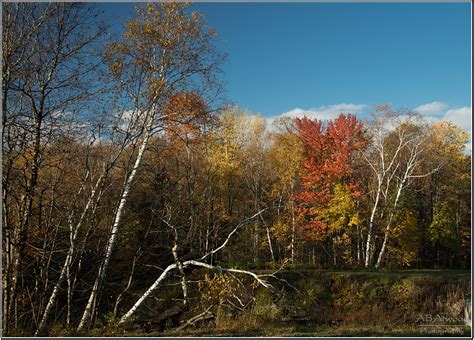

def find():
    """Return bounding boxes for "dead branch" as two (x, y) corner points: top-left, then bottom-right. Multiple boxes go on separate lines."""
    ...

(176, 305), (215, 331)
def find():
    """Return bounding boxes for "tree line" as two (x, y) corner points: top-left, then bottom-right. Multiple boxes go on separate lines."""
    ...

(2, 2), (470, 335)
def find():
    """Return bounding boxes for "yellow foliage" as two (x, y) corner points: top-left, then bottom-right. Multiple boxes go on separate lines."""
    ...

(206, 106), (265, 176)
(269, 128), (303, 196)
(198, 273), (240, 306)
(428, 121), (469, 159)
(270, 219), (291, 243)
(388, 210), (419, 267)
(321, 184), (360, 233)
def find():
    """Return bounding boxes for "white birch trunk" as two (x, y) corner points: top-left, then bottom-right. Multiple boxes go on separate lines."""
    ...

(365, 179), (382, 267)
(375, 176), (407, 269)
(265, 225), (275, 264)
(118, 210), (267, 325)
(118, 260), (271, 325)
(118, 263), (177, 324)
(34, 173), (104, 335)
(290, 197), (296, 264)
(77, 125), (152, 331)
(172, 243), (188, 306)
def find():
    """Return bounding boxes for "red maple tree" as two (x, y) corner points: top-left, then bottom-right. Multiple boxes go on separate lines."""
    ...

(294, 113), (366, 239)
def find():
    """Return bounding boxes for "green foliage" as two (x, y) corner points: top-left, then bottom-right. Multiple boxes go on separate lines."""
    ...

(104, 312), (119, 326)
(429, 203), (459, 248)
(250, 289), (281, 321)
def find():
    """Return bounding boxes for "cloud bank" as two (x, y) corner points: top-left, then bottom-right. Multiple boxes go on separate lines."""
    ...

(414, 101), (471, 130)
(265, 101), (471, 153)
(415, 102), (471, 153)
(414, 101), (448, 115)
(267, 103), (368, 127)
(443, 106), (471, 132)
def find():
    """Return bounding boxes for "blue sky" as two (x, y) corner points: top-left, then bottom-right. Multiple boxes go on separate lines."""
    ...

(98, 2), (471, 135)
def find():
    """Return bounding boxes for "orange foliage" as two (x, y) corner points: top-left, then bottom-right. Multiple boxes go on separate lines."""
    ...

(162, 92), (210, 143)
(294, 113), (366, 239)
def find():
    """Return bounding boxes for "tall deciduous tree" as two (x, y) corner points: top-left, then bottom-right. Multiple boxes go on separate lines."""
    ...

(76, 3), (223, 331)
(269, 117), (303, 263)
(294, 113), (366, 266)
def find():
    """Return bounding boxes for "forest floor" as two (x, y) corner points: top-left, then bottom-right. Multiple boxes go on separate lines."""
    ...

(94, 269), (471, 337)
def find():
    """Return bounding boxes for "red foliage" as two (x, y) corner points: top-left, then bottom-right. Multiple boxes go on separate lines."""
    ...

(294, 113), (366, 239)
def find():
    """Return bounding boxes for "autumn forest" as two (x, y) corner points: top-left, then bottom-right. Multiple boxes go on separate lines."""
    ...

(2, 2), (471, 337)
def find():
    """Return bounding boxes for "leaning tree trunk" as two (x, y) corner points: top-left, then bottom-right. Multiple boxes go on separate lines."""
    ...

(375, 176), (406, 269)
(77, 125), (152, 331)
(118, 263), (178, 324)
(365, 178), (382, 267)
(118, 260), (272, 325)
(35, 172), (104, 335)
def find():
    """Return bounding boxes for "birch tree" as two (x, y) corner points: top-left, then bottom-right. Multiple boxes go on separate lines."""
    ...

(2, 2), (105, 333)
(76, 3), (223, 331)
(117, 209), (271, 324)
(374, 122), (438, 268)
(361, 105), (410, 267)
(362, 106), (442, 268)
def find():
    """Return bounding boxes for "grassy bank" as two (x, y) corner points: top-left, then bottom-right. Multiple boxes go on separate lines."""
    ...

(83, 269), (471, 337)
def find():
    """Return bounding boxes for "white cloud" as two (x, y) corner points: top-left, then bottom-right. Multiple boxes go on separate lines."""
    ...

(415, 103), (472, 154)
(414, 101), (448, 115)
(443, 106), (471, 132)
(265, 101), (472, 154)
(414, 102), (471, 132)
(381, 114), (438, 132)
(464, 141), (472, 154)
(267, 103), (368, 127)
(442, 106), (472, 154)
